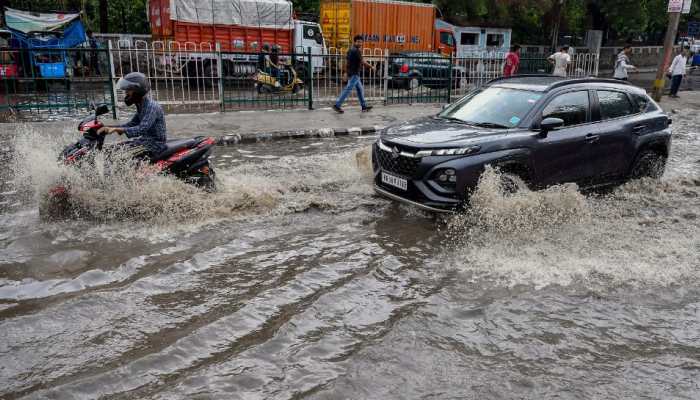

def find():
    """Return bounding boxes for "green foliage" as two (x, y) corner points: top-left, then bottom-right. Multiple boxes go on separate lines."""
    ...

(4, 0), (700, 42)
(83, 0), (149, 34)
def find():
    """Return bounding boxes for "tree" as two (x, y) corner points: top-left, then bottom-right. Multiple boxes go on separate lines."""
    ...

(98, 0), (107, 33)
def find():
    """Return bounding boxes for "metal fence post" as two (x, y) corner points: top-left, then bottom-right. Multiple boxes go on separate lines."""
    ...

(447, 53), (453, 104)
(216, 43), (224, 112)
(383, 48), (389, 106)
(307, 46), (313, 110)
(107, 41), (118, 119)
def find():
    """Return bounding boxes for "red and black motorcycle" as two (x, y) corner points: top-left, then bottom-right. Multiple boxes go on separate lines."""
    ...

(44, 104), (217, 218)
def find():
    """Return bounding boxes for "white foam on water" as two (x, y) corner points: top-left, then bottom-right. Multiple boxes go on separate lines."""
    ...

(10, 129), (375, 225)
(443, 167), (700, 289)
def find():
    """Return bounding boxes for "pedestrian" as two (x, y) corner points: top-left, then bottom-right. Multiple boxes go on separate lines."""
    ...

(333, 35), (375, 113)
(668, 46), (689, 98)
(548, 46), (571, 77)
(503, 44), (521, 77)
(613, 45), (637, 81)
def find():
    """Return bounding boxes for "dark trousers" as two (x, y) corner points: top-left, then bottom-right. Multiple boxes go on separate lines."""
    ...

(670, 74), (683, 96)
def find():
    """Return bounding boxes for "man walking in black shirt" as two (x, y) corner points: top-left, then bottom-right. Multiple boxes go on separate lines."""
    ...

(333, 35), (375, 113)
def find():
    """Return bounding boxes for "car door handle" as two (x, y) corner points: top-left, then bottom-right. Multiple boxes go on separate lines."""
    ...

(632, 125), (646, 134)
(585, 134), (600, 143)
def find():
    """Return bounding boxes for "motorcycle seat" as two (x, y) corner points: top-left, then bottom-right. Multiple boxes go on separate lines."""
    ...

(156, 138), (197, 160)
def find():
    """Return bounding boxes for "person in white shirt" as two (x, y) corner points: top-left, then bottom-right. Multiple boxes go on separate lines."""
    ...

(613, 45), (637, 80)
(548, 46), (571, 77)
(668, 46), (690, 98)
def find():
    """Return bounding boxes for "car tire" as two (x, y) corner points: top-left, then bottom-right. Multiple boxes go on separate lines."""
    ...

(406, 76), (421, 91)
(630, 149), (666, 180)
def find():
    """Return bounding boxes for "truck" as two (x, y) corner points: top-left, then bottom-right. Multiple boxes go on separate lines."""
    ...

(147, 0), (326, 77)
(319, 0), (456, 55)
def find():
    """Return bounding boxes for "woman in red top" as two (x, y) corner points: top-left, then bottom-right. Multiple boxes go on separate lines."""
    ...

(503, 44), (521, 77)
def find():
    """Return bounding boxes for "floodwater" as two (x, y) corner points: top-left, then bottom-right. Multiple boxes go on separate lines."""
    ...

(0, 111), (699, 399)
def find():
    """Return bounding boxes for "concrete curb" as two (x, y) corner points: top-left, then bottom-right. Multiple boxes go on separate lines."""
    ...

(216, 126), (383, 146)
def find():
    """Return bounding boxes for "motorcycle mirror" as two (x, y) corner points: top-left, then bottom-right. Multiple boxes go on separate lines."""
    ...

(95, 104), (110, 116)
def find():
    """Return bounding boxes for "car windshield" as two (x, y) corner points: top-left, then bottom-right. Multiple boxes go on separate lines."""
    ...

(439, 87), (543, 128)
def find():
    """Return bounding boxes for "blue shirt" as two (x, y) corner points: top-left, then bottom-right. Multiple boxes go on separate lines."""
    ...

(121, 97), (167, 154)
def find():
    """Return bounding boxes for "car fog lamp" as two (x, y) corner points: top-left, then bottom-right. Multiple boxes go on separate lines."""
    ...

(436, 168), (457, 184)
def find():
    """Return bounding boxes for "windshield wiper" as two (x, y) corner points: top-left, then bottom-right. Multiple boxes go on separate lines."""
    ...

(440, 116), (470, 124)
(463, 121), (510, 129)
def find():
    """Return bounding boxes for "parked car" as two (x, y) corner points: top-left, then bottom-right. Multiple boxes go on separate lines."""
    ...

(388, 52), (466, 90)
(373, 75), (672, 213)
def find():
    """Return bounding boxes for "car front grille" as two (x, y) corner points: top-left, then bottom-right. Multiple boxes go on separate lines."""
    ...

(375, 142), (421, 178)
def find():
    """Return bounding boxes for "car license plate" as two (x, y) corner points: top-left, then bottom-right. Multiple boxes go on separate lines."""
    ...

(381, 171), (407, 191)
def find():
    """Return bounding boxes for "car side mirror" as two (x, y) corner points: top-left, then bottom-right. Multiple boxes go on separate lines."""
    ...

(538, 117), (565, 137)
(442, 104), (449, 110)
(95, 104), (109, 116)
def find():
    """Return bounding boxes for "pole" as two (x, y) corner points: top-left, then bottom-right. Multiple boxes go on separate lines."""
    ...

(551, 0), (565, 52)
(107, 41), (118, 119)
(216, 43), (224, 112)
(307, 47), (313, 110)
(652, 10), (681, 102)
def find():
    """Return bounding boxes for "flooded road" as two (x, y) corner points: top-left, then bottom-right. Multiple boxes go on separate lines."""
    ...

(1, 112), (699, 399)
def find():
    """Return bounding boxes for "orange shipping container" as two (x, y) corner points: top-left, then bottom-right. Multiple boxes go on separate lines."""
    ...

(148, 0), (294, 52)
(320, 0), (438, 52)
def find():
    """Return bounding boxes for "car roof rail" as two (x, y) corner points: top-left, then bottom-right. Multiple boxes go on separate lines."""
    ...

(548, 77), (632, 90)
(486, 74), (555, 85)
(487, 75), (632, 90)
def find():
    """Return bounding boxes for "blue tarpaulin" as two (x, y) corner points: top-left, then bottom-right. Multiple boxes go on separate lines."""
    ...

(9, 19), (86, 49)
(4, 8), (86, 48)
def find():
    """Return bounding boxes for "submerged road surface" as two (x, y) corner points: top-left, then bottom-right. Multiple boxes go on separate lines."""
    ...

(0, 112), (699, 399)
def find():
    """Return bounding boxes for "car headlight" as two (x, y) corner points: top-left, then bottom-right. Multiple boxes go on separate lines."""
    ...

(415, 145), (480, 157)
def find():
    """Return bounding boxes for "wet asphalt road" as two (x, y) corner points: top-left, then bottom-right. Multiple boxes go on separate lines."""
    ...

(0, 109), (699, 399)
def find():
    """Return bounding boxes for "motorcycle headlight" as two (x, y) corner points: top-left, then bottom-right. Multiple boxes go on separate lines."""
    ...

(415, 145), (481, 157)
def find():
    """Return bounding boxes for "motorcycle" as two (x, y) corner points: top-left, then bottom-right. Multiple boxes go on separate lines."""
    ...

(44, 104), (217, 219)
(253, 64), (304, 94)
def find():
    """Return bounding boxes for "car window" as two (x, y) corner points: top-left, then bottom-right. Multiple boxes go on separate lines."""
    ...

(629, 93), (654, 113)
(440, 87), (543, 128)
(542, 91), (589, 126)
(597, 90), (634, 120)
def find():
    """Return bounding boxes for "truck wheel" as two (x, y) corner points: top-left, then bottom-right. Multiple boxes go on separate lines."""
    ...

(292, 84), (302, 94)
(630, 149), (666, 179)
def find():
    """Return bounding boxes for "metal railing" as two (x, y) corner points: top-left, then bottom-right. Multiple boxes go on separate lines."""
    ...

(0, 41), (600, 120)
(0, 47), (115, 119)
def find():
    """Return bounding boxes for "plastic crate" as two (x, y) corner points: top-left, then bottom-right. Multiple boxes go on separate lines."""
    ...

(37, 62), (66, 78)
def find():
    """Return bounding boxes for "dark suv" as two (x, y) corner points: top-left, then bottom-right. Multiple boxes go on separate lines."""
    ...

(372, 75), (672, 212)
(388, 52), (465, 90)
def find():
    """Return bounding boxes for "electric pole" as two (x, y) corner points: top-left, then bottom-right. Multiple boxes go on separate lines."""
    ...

(652, 6), (682, 101)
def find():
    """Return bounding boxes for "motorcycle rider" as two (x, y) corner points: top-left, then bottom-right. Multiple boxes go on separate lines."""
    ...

(269, 45), (282, 87)
(97, 72), (167, 160)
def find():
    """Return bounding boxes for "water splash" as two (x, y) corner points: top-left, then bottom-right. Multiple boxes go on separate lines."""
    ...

(11, 129), (375, 223)
(442, 167), (700, 289)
